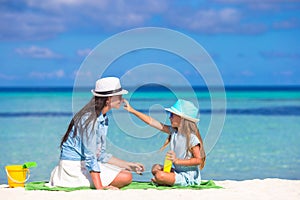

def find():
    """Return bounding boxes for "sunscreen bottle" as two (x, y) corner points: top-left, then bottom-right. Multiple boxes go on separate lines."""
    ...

(163, 155), (172, 173)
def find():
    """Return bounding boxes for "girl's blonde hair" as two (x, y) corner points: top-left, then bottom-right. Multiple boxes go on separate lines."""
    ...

(160, 118), (206, 170)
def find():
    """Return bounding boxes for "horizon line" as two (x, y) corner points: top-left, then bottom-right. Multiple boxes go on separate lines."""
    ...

(1, 85), (300, 92)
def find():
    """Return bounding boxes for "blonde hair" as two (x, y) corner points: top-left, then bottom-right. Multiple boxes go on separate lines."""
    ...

(160, 118), (206, 170)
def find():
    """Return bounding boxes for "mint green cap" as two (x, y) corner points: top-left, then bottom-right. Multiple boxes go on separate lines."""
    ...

(165, 99), (199, 123)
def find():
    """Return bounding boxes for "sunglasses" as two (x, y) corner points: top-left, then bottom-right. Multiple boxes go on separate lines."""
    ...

(169, 112), (174, 118)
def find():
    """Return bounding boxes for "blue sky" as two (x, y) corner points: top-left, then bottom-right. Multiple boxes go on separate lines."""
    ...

(0, 0), (300, 87)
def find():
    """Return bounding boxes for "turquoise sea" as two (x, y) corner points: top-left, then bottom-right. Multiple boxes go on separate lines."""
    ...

(0, 86), (300, 184)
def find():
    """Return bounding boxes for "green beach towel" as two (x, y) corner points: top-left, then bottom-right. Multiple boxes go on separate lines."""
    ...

(122, 180), (222, 190)
(25, 180), (222, 192)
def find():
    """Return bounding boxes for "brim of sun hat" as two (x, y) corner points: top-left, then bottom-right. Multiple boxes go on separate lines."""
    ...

(165, 107), (199, 123)
(91, 89), (128, 97)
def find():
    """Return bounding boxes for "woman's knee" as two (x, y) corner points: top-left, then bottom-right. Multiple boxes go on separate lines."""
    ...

(111, 170), (132, 188)
(120, 170), (133, 184)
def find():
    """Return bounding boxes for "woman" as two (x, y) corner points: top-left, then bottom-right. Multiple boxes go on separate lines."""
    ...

(49, 77), (144, 190)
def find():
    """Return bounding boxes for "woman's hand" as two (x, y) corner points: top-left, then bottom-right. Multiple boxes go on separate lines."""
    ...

(107, 157), (144, 175)
(127, 162), (145, 175)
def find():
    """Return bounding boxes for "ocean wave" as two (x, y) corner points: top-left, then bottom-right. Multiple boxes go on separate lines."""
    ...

(0, 112), (72, 117)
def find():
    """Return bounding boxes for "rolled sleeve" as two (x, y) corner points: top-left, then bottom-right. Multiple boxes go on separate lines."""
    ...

(96, 114), (112, 163)
(82, 119), (101, 172)
(98, 152), (112, 163)
(83, 144), (100, 172)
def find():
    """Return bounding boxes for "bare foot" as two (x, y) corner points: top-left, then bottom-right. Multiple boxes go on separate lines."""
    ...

(151, 177), (157, 183)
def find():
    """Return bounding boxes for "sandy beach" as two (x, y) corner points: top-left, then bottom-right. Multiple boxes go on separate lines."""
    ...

(1, 178), (299, 200)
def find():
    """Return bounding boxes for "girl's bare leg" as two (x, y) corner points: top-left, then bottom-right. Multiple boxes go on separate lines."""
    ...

(110, 170), (132, 188)
(151, 164), (175, 186)
(153, 171), (175, 186)
(151, 164), (163, 175)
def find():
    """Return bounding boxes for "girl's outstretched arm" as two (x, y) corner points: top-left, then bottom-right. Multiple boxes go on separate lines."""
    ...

(123, 99), (170, 133)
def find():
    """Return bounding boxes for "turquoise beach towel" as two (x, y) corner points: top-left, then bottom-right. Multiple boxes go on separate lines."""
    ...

(25, 180), (222, 192)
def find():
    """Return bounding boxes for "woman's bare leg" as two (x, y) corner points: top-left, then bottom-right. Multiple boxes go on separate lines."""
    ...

(110, 170), (132, 188)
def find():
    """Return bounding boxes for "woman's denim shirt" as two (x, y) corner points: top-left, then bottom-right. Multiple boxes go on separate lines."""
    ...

(60, 113), (112, 172)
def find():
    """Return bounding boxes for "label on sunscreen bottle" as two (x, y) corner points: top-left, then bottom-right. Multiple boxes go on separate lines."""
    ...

(163, 155), (172, 173)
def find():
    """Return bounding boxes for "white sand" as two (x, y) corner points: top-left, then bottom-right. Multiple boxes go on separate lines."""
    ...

(1, 179), (299, 200)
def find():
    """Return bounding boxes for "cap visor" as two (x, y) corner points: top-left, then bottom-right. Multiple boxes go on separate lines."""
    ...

(165, 108), (199, 123)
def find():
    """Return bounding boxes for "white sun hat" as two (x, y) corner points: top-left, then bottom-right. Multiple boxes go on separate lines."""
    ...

(165, 99), (200, 123)
(91, 77), (128, 97)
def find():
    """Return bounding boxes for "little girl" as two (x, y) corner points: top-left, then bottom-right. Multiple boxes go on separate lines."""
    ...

(124, 99), (206, 186)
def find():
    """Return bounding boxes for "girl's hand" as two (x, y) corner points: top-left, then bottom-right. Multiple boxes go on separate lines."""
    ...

(167, 150), (178, 163)
(128, 162), (145, 175)
(123, 99), (134, 113)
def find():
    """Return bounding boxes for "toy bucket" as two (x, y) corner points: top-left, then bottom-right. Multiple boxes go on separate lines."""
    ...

(5, 165), (30, 188)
